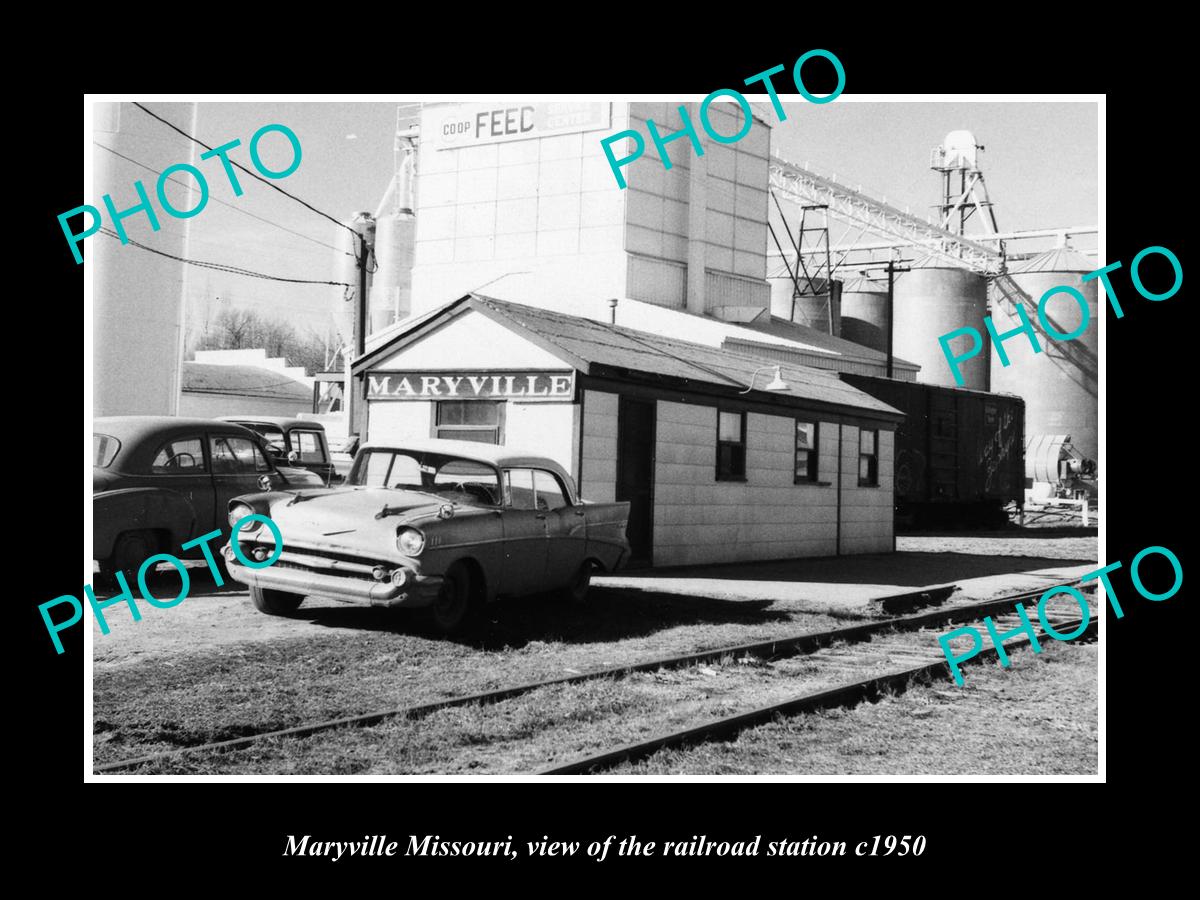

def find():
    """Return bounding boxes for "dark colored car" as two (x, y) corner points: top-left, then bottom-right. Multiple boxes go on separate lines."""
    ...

(218, 416), (339, 485)
(93, 416), (324, 584)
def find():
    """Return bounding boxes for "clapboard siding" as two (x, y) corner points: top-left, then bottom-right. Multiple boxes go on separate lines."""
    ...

(579, 389), (618, 502)
(652, 402), (853, 565)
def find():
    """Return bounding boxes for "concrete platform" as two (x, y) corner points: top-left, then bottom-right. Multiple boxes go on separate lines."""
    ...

(595, 545), (1099, 615)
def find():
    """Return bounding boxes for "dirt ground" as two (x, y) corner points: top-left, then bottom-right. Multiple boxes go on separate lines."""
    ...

(91, 528), (1099, 773)
(91, 530), (1098, 666)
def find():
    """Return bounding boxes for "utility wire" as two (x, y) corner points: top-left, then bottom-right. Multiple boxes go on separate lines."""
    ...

(132, 102), (355, 237)
(93, 141), (350, 257)
(99, 227), (352, 287)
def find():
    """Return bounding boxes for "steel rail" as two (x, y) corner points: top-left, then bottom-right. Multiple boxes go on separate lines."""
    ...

(95, 581), (1092, 773)
(538, 614), (1097, 775)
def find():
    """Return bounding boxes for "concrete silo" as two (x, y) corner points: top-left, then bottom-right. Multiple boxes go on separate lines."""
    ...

(839, 276), (889, 353)
(989, 246), (1098, 466)
(768, 274), (839, 334)
(892, 258), (990, 389)
(369, 130), (417, 333)
(93, 101), (196, 417)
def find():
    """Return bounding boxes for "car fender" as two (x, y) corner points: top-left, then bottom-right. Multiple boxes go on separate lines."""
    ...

(93, 488), (197, 560)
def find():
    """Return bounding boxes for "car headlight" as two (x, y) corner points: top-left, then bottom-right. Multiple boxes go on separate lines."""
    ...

(396, 527), (425, 556)
(229, 503), (260, 530)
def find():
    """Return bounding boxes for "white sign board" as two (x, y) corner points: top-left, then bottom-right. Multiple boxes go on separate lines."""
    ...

(426, 103), (611, 150)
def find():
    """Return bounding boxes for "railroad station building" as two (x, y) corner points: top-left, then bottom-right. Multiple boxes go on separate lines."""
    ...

(351, 100), (918, 567)
(352, 292), (903, 567)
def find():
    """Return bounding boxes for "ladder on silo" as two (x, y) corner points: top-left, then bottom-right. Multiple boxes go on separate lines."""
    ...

(989, 274), (1098, 395)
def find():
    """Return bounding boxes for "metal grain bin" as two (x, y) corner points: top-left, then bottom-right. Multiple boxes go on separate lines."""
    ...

(839, 276), (889, 353)
(768, 274), (840, 335)
(892, 260), (991, 390)
(988, 247), (1098, 467)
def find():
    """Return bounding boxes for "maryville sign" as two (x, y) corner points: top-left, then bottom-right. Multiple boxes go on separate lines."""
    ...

(367, 371), (575, 402)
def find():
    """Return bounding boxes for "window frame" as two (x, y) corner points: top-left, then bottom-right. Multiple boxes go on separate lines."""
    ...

(858, 428), (880, 488)
(794, 419), (819, 484)
(503, 466), (575, 510)
(433, 400), (506, 444)
(208, 434), (272, 475)
(532, 468), (572, 511)
(291, 429), (328, 463)
(149, 435), (207, 475)
(715, 409), (747, 483)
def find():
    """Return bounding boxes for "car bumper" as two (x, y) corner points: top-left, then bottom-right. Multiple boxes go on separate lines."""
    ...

(222, 545), (443, 609)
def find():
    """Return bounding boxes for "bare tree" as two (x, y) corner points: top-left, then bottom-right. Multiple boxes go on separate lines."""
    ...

(188, 306), (331, 375)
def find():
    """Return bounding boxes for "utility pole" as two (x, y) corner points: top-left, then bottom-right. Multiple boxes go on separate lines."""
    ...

(346, 212), (375, 440)
(885, 259), (910, 379)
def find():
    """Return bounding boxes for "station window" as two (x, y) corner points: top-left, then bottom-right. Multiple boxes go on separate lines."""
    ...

(858, 428), (879, 487)
(435, 401), (504, 444)
(716, 410), (746, 481)
(794, 420), (818, 483)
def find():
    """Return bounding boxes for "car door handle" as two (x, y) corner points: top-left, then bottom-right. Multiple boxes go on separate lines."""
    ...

(535, 513), (547, 520)
(574, 508), (586, 516)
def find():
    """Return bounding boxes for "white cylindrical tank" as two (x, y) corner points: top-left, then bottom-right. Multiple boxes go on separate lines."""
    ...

(369, 212), (416, 333)
(989, 246), (1098, 467)
(839, 276), (889, 353)
(93, 101), (197, 417)
(942, 130), (978, 169)
(330, 213), (374, 351)
(893, 256), (991, 390)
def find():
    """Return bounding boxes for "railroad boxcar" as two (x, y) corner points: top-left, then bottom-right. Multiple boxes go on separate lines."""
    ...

(840, 374), (1024, 527)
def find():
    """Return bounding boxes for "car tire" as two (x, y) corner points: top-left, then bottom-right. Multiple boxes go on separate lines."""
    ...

(101, 530), (158, 588)
(428, 562), (476, 635)
(250, 586), (305, 616)
(564, 561), (593, 605)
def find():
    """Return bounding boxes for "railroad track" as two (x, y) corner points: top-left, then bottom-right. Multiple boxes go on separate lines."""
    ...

(95, 581), (1094, 774)
(539, 606), (1097, 775)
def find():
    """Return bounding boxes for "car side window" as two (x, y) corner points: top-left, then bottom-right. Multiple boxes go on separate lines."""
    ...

(210, 436), (271, 474)
(151, 437), (206, 473)
(293, 431), (327, 463)
(533, 470), (570, 511)
(505, 469), (537, 510)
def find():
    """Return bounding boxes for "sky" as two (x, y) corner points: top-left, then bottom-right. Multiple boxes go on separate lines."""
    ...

(179, 99), (1098, 339)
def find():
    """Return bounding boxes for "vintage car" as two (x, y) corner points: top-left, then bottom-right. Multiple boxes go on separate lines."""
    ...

(93, 416), (325, 584)
(218, 416), (339, 485)
(222, 438), (632, 633)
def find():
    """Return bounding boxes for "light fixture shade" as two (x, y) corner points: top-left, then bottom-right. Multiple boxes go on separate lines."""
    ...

(765, 366), (789, 391)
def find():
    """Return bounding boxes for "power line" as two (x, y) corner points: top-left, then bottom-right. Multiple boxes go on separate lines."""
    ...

(93, 141), (350, 257)
(132, 102), (354, 236)
(99, 227), (353, 287)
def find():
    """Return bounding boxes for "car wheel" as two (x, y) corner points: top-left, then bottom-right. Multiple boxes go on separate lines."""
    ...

(102, 530), (158, 588)
(428, 562), (475, 634)
(250, 586), (305, 616)
(565, 561), (593, 605)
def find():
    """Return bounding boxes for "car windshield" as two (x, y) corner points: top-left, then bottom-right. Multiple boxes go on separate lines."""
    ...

(93, 434), (121, 467)
(350, 449), (500, 507)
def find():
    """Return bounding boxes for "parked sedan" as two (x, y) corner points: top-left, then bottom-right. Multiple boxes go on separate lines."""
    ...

(93, 416), (324, 584)
(218, 416), (339, 485)
(223, 438), (631, 633)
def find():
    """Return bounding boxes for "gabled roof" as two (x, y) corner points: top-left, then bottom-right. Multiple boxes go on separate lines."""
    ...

(353, 295), (903, 420)
(181, 362), (310, 402)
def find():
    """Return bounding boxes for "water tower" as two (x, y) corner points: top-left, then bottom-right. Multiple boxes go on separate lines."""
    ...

(929, 130), (999, 238)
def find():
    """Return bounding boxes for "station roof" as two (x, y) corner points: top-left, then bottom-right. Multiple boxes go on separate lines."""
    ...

(354, 295), (903, 421)
(181, 362), (311, 402)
